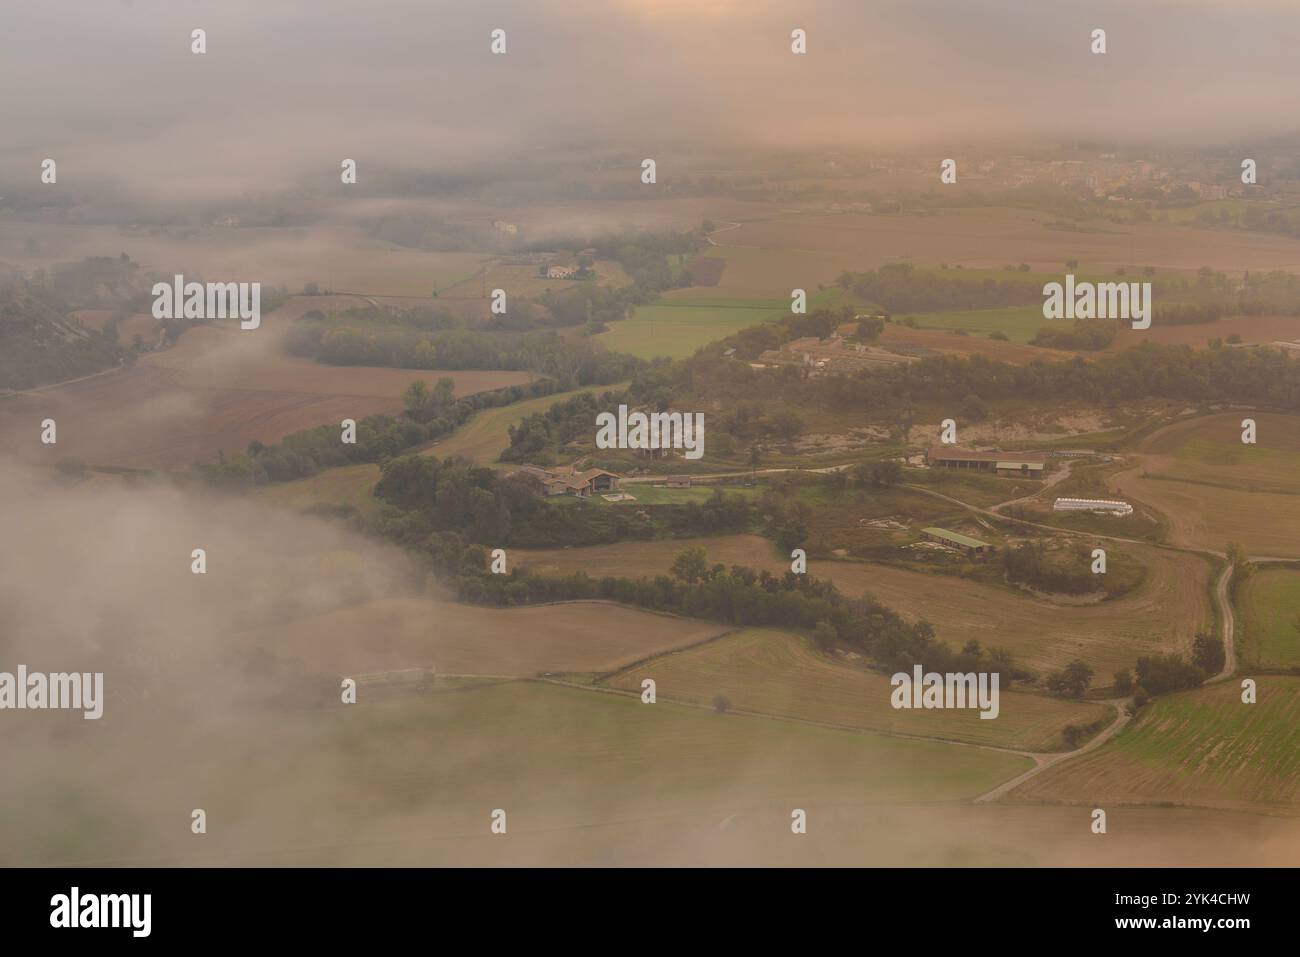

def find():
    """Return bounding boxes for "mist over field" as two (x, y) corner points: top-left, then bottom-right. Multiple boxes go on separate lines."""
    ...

(3, 0), (1300, 202)
(3, 0), (1300, 880)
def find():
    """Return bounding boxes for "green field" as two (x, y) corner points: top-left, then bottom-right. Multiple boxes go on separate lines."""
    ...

(594, 282), (867, 360)
(898, 306), (1048, 343)
(1015, 677), (1300, 809)
(606, 628), (1115, 751)
(3, 679), (1031, 865)
(597, 483), (759, 506)
(424, 382), (627, 467)
(596, 301), (785, 359)
(252, 461), (384, 517)
(252, 384), (624, 515)
(1240, 568), (1300, 668)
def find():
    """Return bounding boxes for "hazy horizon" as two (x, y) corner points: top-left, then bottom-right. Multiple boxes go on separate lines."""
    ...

(3, 0), (1300, 201)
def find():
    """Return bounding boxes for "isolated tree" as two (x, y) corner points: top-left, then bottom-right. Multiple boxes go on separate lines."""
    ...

(1113, 669), (1133, 695)
(770, 410), (804, 442)
(961, 393), (988, 422)
(774, 517), (808, 553)
(712, 694), (731, 714)
(1046, 659), (1094, 698)
(402, 380), (433, 422)
(1135, 654), (1204, 696)
(855, 316), (884, 341)
(812, 620), (838, 651)
(402, 377), (455, 423)
(671, 545), (709, 584)
(1191, 633), (1225, 675)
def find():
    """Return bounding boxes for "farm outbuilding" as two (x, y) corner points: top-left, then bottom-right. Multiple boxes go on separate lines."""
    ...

(514, 465), (620, 498)
(926, 448), (1046, 477)
(921, 527), (994, 554)
(1053, 497), (1133, 516)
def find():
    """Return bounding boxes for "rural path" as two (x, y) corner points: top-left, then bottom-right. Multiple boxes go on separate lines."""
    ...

(973, 697), (1133, 803)
(704, 222), (743, 246)
(0, 358), (127, 401)
(1210, 563), (1236, 683)
(530, 673), (1146, 806)
(900, 481), (1250, 681)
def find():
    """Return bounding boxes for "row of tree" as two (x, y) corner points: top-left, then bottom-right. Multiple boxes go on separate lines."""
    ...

(195, 376), (581, 486)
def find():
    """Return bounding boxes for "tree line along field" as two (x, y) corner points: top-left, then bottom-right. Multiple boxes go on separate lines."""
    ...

(1108, 313), (1300, 352)
(251, 381), (621, 517)
(0, 317), (531, 471)
(605, 628), (1114, 752)
(513, 532), (1213, 679)
(1238, 567), (1300, 668)
(1113, 411), (1300, 557)
(0, 222), (499, 298)
(1011, 678), (1300, 811)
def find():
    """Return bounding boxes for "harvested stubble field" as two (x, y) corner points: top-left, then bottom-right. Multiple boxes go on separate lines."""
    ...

(1011, 678), (1300, 811)
(514, 533), (1213, 677)
(0, 316), (529, 470)
(606, 628), (1113, 751)
(1112, 411), (1300, 557)
(239, 597), (731, 677)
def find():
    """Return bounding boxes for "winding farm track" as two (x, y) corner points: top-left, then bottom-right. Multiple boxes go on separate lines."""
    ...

(611, 449), (1258, 802)
(888, 479), (1246, 799)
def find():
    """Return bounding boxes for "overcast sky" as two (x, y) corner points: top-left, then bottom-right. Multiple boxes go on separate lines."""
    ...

(2, 0), (1298, 197)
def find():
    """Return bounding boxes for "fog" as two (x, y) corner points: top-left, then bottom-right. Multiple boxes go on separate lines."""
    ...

(4, 0), (1300, 869)
(2, 0), (1299, 202)
(3, 465), (1298, 866)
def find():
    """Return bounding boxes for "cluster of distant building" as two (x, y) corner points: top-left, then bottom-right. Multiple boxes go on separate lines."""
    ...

(748, 319), (912, 376)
